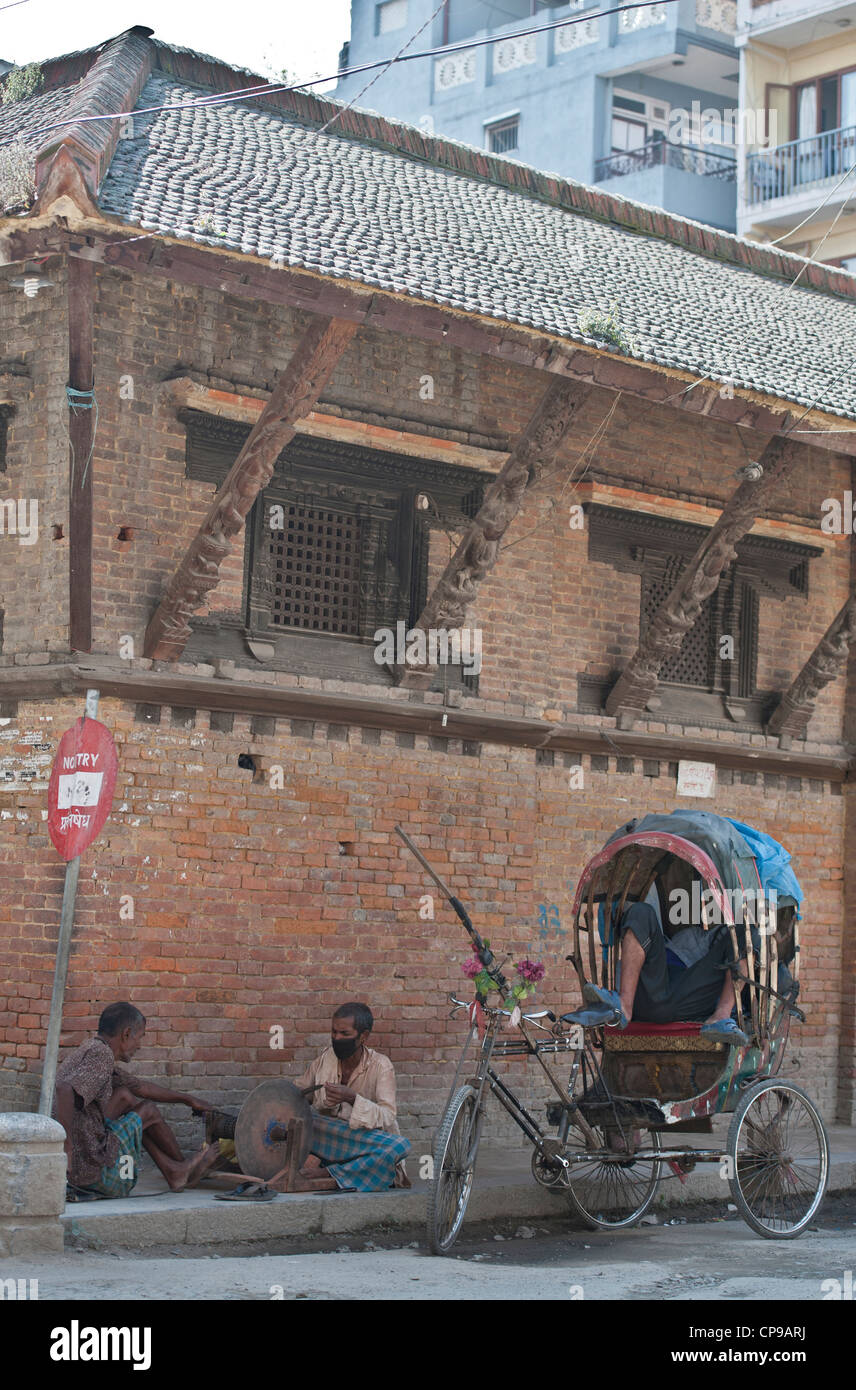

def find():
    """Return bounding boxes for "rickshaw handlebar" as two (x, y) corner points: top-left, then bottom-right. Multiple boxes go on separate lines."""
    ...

(395, 824), (508, 991)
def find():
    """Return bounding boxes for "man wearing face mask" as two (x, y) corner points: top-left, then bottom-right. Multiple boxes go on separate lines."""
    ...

(293, 1001), (411, 1191)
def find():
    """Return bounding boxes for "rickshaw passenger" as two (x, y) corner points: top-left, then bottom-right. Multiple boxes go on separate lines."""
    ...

(572, 859), (795, 1044)
(590, 899), (749, 1042)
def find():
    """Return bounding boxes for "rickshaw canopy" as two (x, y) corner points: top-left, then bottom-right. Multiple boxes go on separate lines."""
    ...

(603, 810), (802, 915)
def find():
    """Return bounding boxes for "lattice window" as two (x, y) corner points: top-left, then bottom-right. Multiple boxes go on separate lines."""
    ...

(641, 558), (718, 690)
(267, 503), (362, 634)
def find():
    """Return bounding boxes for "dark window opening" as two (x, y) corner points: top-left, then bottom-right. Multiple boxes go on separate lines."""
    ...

(180, 413), (486, 689)
(487, 117), (519, 154)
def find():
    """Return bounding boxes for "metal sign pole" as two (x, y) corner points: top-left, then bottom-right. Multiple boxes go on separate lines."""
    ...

(38, 688), (99, 1116)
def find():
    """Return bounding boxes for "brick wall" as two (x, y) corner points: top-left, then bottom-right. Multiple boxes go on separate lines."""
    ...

(0, 257), (853, 1141)
(0, 694), (846, 1143)
(0, 270), (69, 656)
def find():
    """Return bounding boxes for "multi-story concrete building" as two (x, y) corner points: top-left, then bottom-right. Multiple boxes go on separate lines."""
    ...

(336, 0), (742, 230)
(738, 0), (856, 267)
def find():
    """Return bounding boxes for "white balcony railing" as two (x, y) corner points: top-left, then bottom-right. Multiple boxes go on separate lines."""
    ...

(555, 14), (601, 50)
(696, 0), (738, 32)
(746, 125), (856, 204)
(434, 50), (476, 91)
(494, 33), (537, 72)
(619, 2), (668, 31)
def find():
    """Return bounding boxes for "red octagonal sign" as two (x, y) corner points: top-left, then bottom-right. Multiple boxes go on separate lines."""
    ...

(47, 718), (118, 861)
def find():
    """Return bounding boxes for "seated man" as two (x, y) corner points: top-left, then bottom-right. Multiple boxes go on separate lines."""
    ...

(53, 1001), (220, 1197)
(570, 858), (760, 1044)
(294, 1002), (411, 1192)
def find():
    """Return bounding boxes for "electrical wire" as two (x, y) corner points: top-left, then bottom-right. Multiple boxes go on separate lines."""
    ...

(767, 159), (856, 247)
(317, 0), (449, 137)
(0, 0), (679, 150)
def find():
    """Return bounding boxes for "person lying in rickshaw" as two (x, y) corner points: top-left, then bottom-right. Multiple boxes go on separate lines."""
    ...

(568, 857), (796, 1045)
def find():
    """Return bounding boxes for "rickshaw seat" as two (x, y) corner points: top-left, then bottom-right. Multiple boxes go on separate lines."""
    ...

(621, 1021), (703, 1037)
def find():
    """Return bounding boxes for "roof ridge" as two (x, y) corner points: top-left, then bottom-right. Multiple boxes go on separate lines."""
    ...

(35, 28), (153, 197)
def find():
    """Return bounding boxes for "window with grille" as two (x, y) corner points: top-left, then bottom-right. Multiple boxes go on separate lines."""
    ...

(582, 503), (822, 724)
(487, 117), (520, 154)
(268, 504), (363, 634)
(179, 413), (488, 681)
(641, 558), (720, 690)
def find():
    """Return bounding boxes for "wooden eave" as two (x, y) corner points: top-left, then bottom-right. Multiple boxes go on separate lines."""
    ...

(2, 219), (856, 457)
(1, 662), (852, 781)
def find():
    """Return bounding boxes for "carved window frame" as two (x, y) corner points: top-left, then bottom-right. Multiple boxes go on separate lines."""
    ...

(178, 410), (485, 683)
(582, 504), (822, 726)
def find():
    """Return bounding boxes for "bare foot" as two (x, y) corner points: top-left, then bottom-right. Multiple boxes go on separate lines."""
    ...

(170, 1142), (221, 1192)
(299, 1162), (331, 1180)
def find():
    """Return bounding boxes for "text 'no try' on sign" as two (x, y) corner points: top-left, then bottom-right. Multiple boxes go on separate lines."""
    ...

(47, 717), (118, 861)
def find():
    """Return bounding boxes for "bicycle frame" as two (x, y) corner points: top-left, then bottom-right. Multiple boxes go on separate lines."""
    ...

(446, 996), (600, 1160)
(446, 996), (726, 1171)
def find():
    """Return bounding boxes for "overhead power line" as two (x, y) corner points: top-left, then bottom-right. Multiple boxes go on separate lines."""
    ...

(0, 0), (679, 148)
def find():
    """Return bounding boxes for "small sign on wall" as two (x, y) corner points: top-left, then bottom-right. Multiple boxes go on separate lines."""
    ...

(676, 760), (716, 798)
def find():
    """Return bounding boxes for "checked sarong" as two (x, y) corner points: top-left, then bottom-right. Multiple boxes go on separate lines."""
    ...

(83, 1111), (143, 1197)
(311, 1115), (410, 1192)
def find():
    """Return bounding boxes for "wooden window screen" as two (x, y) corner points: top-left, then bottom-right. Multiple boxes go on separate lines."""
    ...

(642, 558), (719, 689)
(268, 503), (362, 634)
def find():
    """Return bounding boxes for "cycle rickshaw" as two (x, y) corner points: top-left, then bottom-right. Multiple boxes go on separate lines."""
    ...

(396, 813), (829, 1255)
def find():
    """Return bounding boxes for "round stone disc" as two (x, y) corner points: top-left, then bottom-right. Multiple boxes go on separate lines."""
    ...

(234, 1079), (314, 1180)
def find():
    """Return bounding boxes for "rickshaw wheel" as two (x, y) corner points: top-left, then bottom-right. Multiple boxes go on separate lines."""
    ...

(726, 1079), (829, 1239)
(427, 1085), (482, 1255)
(562, 1124), (663, 1230)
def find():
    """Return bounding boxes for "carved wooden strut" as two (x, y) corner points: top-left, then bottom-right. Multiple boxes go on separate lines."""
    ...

(144, 316), (357, 662)
(394, 379), (591, 688)
(767, 590), (856, 738)
(604, 435), (805, 721)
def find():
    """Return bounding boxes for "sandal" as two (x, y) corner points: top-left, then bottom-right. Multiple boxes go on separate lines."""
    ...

(214, 1181), (276, 1202)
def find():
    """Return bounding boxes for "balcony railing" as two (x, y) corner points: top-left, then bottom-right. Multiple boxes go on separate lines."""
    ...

(618, 1), (668, 29)
(595, 136), (737, 182)
(746, 125), (856, 204)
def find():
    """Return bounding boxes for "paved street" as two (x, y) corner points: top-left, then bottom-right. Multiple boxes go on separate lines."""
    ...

(7, 1201), (856, 1300)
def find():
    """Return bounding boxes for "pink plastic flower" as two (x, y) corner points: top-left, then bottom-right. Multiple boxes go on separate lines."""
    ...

(516, 959), (546, 983)
(462, 957), (481, 979)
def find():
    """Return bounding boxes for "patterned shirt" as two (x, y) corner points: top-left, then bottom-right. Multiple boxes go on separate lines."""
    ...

(295, 1046), (400, 1134)
(52, 1036), (119, 1186)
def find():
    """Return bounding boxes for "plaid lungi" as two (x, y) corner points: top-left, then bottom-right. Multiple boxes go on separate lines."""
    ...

(83, 1112), (143, 1198)
(311, 1116), (410, 1193)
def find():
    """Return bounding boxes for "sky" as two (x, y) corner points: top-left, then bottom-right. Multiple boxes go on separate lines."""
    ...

(0, 0), (354, 86)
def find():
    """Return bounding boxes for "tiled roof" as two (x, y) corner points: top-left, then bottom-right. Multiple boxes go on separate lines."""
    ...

(4, 28), (856, 421)
(0, 81), (81, 149)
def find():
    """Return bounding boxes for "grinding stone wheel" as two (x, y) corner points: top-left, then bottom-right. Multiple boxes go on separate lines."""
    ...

(235, 1079), (314, 1181)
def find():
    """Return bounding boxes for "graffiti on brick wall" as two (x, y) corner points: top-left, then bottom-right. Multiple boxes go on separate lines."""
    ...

(0, 724), (54, 791)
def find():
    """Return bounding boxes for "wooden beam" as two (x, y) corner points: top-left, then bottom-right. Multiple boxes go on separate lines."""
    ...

(393, 378), (591, 687)
(143, 316), (357, 661)
(767, 590), (856, 739)
(604, 435), (804, 721)
(13, 228), (848, 458)
(2, 661), (851, 780)
(67, 256), (95, 652)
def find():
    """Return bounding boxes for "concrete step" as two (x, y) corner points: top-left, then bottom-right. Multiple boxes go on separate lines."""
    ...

(62, 1131), (856, 1250)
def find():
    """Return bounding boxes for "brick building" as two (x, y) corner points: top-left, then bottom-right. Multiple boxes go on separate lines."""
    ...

(1, 27), (855, 1147)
